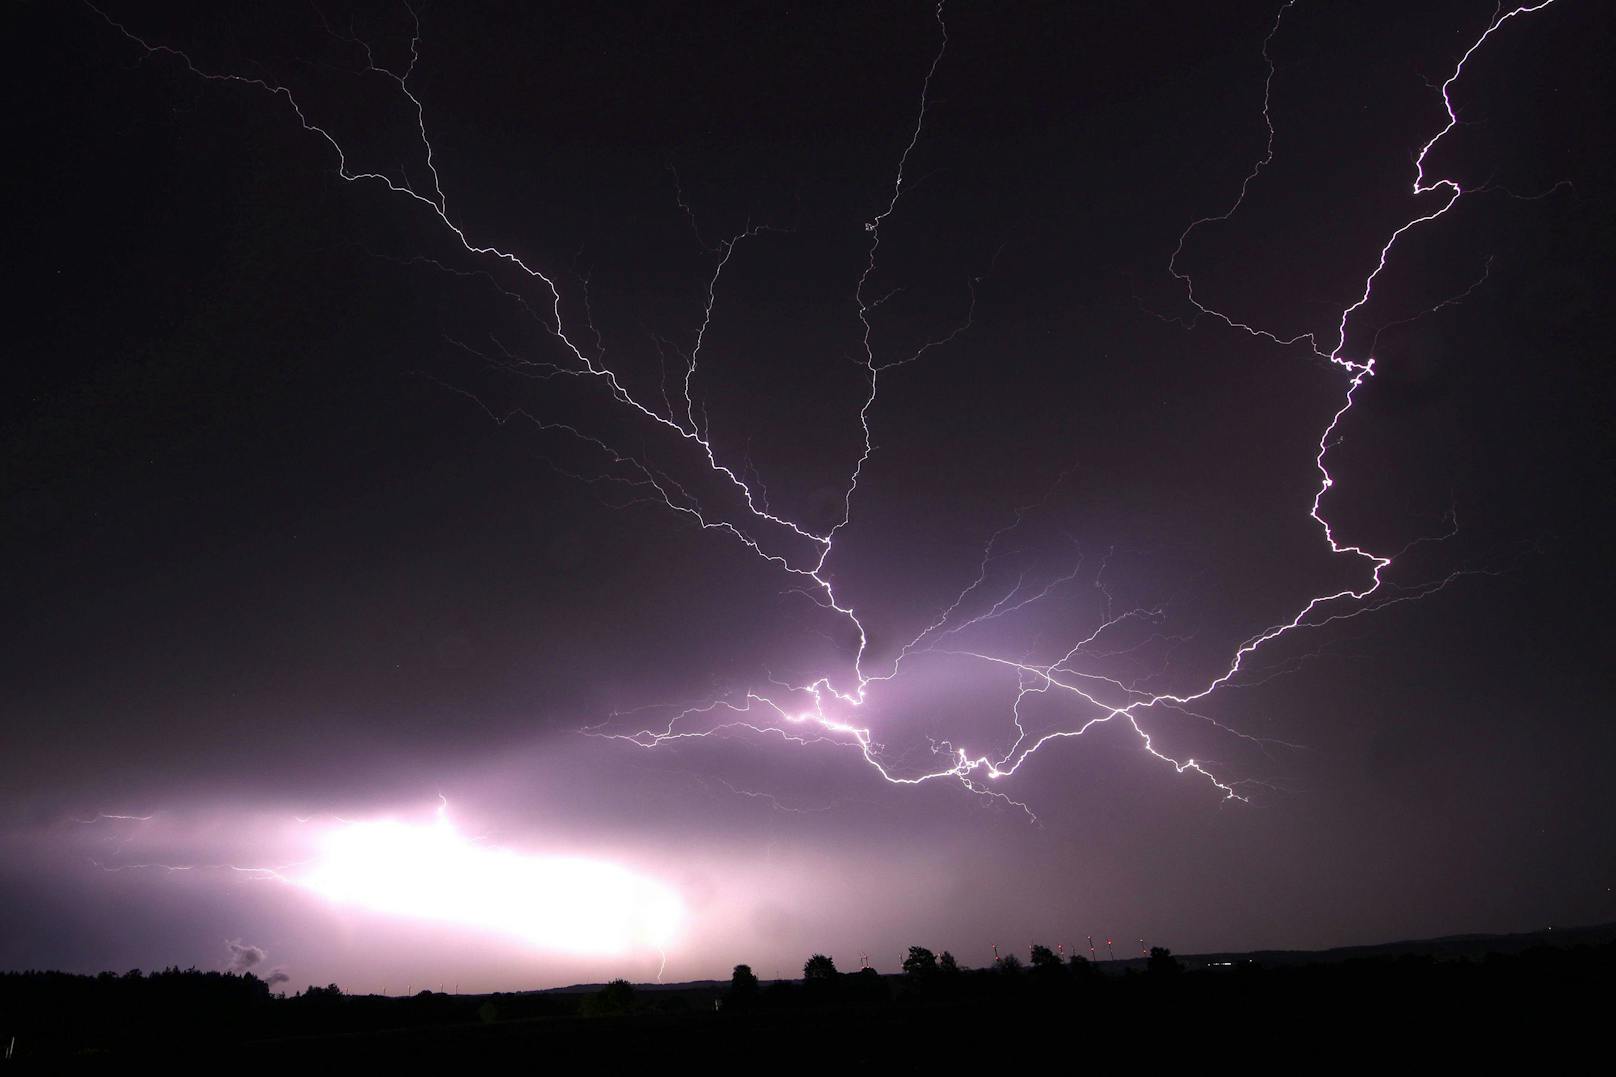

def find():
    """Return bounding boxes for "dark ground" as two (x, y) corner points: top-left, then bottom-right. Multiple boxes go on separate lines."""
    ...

(4, 924), (1610, 1067)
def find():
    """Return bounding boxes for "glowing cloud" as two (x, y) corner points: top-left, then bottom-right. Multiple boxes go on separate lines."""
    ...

(292, 809), (682, 956)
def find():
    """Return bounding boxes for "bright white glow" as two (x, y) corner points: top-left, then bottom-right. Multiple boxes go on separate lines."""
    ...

(294, 810), (682, 955)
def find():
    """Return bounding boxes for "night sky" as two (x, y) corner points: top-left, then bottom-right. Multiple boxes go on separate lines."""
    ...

(3, 0), (1613, 991)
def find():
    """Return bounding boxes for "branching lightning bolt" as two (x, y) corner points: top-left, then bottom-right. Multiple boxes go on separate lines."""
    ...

(89, 0), (1565, 819)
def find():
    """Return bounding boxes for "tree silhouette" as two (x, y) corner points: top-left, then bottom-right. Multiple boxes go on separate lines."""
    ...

(727, 964), (760, 1011)
(848, 963), (888, 1005)
(939, 951), (961, 975)
(803, 953), (838, 981)
(1029, 944), (1067, 987)
(994, 953), (1023, 975)
(584, 978), (636, 1016)
(902, 946), (939, 977)
(1029, 945), (1062, 972)
(1147, 947), (1184, 976)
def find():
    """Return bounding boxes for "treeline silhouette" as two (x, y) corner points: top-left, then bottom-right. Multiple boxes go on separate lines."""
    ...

(0, 967), (275, 1057)
(4, 938), (1611, 1063)
(0, 967), (576, 1059)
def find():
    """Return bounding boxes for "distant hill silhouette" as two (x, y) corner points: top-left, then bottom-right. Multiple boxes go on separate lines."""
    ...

(1094, 920), (1616, 971)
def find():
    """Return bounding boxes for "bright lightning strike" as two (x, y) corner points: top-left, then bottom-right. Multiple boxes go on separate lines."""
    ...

(88, 0), (1566, 818)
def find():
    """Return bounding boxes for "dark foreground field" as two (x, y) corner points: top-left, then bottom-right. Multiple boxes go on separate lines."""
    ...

(5, 925), (1611, 1068)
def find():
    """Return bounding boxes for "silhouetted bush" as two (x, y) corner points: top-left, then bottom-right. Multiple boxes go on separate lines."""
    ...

(1147, 947), (1183, 977)
(802, 953), (837, 981)
(845, 965), (889, 1006)
(581, 978), (636, 1016)
(902, 946), (939, 978)
(726, 964), (760, 1012)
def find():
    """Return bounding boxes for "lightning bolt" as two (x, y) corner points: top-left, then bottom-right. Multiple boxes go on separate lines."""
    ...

(87, 0), (1566, 816)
